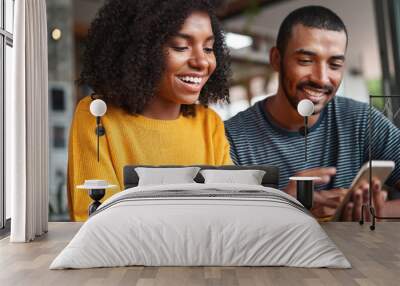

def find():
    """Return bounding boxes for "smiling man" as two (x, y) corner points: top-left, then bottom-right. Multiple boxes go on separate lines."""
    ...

(225, 6), (400, 221)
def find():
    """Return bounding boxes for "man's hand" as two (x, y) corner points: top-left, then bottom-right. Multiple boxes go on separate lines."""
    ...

(285, 168), (387, 221)
(341, 178), (385, 221)
(311, 189), (347, 218)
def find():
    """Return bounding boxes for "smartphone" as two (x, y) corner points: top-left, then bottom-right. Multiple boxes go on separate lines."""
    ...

(333, 160), (395, 221)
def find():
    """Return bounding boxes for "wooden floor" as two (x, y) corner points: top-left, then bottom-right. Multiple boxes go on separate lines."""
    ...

(1, 222), (400, 286)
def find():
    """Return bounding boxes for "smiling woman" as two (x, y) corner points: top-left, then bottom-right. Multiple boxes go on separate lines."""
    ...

(68, 0), (232, 221)
(142, 11), (218, 119)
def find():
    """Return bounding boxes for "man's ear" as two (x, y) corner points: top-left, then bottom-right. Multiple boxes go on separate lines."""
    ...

(269, 47), (281, 72)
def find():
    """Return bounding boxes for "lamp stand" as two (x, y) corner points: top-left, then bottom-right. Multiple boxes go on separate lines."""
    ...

(296, 179), (313, 209)
(304, 117), (308, 162)
(289, 177), (320, 210)
(88, 188), (105, 216)
(95, 117), (106, 162)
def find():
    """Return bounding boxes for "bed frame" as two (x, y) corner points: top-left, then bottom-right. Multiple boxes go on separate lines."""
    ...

(123, 165), (279, 189)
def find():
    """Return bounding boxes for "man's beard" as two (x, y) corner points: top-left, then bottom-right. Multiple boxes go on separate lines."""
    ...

(279, 65), (335, 115)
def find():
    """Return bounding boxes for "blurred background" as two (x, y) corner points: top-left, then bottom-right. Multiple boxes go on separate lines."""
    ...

(44, 0), (400, 221)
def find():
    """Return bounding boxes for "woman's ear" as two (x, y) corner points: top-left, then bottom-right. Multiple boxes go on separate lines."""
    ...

(269, 47), (281, 72)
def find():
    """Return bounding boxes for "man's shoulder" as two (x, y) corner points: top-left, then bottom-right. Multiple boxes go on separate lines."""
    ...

(332, 96), (369, 113)
(225, 101), (263, 130)
(328, 96), (370, 123)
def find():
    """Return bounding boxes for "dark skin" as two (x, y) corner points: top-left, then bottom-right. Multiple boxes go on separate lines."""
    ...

(142, 12), (216, 120)
(267, 24), (400, 220)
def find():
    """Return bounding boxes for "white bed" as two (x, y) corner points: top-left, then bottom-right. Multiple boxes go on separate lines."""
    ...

(50, 183), (351, 269)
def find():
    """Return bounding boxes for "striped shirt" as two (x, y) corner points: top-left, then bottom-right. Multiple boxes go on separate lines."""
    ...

(225, 96), (400, 194)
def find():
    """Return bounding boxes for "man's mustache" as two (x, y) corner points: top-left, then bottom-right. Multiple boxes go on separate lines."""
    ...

(297, 81), (334, 94)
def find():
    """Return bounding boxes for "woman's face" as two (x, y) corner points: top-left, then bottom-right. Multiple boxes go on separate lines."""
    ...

(155, 11), (216, 105)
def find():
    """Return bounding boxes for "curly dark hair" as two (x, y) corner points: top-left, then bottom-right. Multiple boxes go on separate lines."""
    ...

(79, 0), (231, 116)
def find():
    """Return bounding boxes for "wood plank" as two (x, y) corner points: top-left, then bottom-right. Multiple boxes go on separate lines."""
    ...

(0, 222), (399, 286)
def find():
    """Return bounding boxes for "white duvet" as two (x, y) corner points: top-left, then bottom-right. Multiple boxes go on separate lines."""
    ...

(50, 183), (351, 269)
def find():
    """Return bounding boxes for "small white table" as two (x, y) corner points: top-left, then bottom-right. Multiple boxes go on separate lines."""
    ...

(77, 181), (117, 215)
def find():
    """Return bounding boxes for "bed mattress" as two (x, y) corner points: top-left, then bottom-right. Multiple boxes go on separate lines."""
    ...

(50, 183), (350, 269)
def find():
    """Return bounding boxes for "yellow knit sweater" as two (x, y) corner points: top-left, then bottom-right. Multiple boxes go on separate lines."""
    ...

(68, 96), (233, 221)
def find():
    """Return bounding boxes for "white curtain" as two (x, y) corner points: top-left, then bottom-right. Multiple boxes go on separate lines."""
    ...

(8, 0), (49, 242)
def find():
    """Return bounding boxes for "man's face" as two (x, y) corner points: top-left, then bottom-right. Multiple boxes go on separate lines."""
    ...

(277, 24), (347, 114)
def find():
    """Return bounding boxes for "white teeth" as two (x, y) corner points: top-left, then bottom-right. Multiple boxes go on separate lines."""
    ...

(304, 88), (324, 97)
(178, 76), (202, 84)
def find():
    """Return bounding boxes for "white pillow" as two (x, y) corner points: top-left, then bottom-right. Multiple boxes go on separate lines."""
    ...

(135, 167), (201, 186)
(200, 169), (266, 185)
